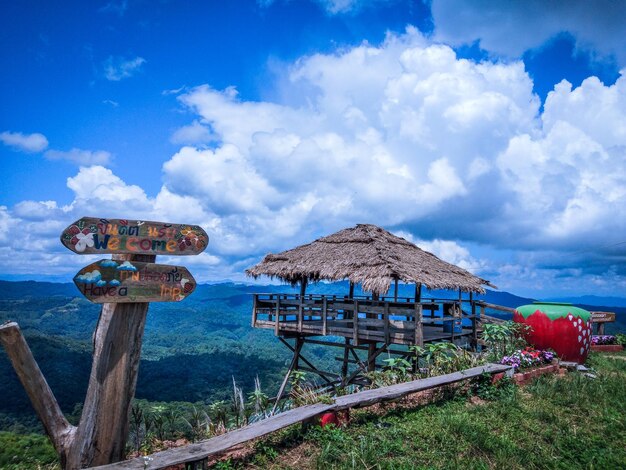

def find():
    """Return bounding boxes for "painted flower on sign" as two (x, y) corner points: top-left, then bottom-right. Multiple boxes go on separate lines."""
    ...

(68, 225), (95, 253)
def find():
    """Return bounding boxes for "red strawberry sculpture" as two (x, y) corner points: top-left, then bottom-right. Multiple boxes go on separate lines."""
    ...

(513, 302), (592, 364)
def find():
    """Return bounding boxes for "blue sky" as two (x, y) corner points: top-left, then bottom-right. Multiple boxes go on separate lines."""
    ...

(1, 0), (625, 298)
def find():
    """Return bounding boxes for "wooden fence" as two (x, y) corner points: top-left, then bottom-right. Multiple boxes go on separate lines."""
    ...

(91, 363), (512, 470)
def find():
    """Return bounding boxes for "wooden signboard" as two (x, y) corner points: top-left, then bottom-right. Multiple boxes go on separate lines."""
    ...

(591, 311), (616, 323)
(74, 259), (196, 303)
(60, 217), (208, 256)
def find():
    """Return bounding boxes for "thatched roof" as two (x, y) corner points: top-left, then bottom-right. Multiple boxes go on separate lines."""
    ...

(246, 224), (495, 295)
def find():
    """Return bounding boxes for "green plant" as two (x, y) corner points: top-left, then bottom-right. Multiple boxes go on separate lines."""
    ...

(183, 405), (211, 442)
(230, 377), (246, 428)
(482, 321), (528, 361)
(247, 375), (270, 421)
(615, 333), (626, 346)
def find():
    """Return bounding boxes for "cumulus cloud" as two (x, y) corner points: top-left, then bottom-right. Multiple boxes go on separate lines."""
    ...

(66, 166), (151, 211)
(45, 148), (112, 166)
(1, 28), (625, 296)
(103, 56), (146, 81)
(0, 131), (49, 153)
(169, 120), (215, 145)
(432, 0), (626, 66)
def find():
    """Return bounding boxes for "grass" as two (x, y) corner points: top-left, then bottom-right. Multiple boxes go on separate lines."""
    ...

(226, 352), (626, 469)
(3, 353), (624, 469)
(0, 432), (59, 469)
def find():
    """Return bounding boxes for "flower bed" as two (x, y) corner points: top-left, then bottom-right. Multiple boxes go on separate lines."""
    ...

(591, 335), (624, 352)
(592, 335), (616, 345)
(490, 348), (561, 386)
(500, 347), (555, 370)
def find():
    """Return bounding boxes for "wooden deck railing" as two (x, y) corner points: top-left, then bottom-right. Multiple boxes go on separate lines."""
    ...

(251, 293), (499, 346)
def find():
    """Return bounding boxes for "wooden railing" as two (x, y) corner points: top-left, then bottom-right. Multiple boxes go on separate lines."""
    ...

(251, 293), (496, 346)
(91, 363), (512, 470)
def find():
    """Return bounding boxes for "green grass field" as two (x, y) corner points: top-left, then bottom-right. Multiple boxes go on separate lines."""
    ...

(231, 351), (626, 470)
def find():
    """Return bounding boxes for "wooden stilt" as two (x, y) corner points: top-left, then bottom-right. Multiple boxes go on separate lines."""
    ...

(281, 338), (334, 385)
(274, 296), (281, 336)
(470, 292), (477, 350)
(367, 342), (377, 372)
(272, 337), (303, 414)
(341, 338), (350, 386)
(322, 296), (328, 336)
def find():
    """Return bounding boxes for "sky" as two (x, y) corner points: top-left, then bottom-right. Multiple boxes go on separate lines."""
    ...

(1, 0), (625, 298)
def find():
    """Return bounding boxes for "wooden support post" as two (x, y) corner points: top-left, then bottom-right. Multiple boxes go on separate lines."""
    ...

(414, 303), (423, 347)
(68, 253), (155, 468)
(349, 282), (355, 299)
(274, 297), (281, 336)
(415, 283), (422, 302)
(393, 278), (398, 302)
(298, 278), (307, 333)
(0, 322), (74, 459)
(352, 300), (359, 345)
(251, 294), (258, 327)
(341, 338), (350, 386)
(383, 302), (390, 344)
(345, 343), (387, 385)
(470, 293), (477, 350)
(322, 296), (328, 336)
(367, 342), (377, 372)
(272, 338), (303, 415)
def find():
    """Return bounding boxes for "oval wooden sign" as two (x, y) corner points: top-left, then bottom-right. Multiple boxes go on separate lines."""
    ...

(74, 259), (197, 303)
(60, 217), (208, 256)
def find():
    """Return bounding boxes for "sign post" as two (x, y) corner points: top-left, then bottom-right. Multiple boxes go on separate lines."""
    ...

(0, 217), (208, 469)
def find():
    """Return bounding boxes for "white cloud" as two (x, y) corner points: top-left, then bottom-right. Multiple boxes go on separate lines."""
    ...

(66, 166), (151, 212)
(0, 131), (49, 153)
(103, 56), (146, 81)
(432, 0), (626, 66)
(45, 148), (112, 166)
(1, 29), (625, 295)
(169, 120), (215, 145)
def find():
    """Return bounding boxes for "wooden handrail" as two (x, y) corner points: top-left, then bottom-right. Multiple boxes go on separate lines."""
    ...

(90, 363), (511, 470)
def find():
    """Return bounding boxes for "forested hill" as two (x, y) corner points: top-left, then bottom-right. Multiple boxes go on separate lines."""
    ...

(0, 280), (623, 433)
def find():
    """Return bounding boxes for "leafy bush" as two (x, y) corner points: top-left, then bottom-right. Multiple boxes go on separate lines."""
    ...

(482, 321), (528, 361)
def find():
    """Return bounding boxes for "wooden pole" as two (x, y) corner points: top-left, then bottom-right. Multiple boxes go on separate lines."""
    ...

(271, 338), (303, 415)
(298, 278), (306, 333)
(393, 278), (398, 302)
(415, 283), (422, 302)
(367, 343), (377, 372)
(0, 322), (75, 462)
(66, 253), (155, 468)
(341, 338), (350, 386)
(348, 281), (355, 299)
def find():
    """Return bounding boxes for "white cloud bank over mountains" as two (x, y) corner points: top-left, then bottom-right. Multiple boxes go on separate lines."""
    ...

(1, 29), (625, 295)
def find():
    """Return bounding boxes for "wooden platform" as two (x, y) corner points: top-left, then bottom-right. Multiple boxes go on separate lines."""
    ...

(252, 293), (483, 346)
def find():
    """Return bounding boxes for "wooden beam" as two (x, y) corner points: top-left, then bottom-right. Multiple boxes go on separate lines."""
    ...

(251, 294), (258, 327)
(352, 300), (359, 345)
(274, 297), (280, 336)
(0, 322), (74, 455)
(322, 297), (328, 336)
(92, 364), (512, 470)
(271, 338), (303, 415)
(414, 303), (423, 347)
(278, 338), (334, 385)
(384, 302), (390, 344)
(367, 343), (377, 372)
(349, 282), (355, 299)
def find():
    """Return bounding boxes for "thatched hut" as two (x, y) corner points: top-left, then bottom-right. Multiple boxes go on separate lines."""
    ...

(246, 223), (494, 297)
